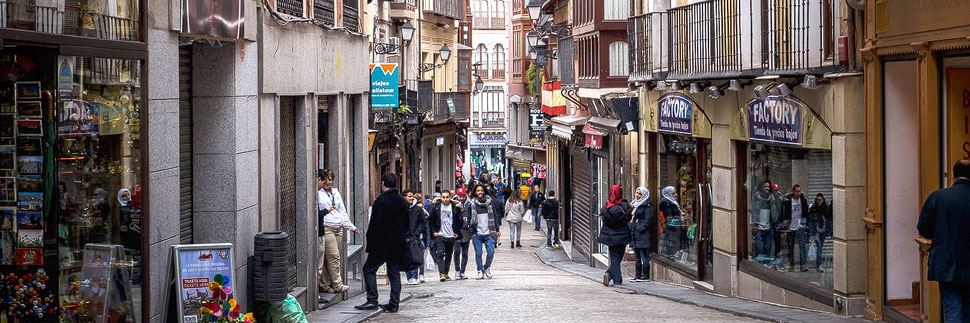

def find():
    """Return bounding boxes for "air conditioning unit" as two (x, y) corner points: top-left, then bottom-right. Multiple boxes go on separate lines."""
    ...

(389, 37), (401, 47)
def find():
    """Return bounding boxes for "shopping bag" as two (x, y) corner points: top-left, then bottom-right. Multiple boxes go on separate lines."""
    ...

(523, 209), (534, 224)
(424, 251), (436, 271)
(807, 238), (818, 263)
(401, 236), (424, 271)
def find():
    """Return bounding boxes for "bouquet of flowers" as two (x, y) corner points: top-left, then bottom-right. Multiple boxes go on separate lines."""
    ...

(198, 274), (255, 323)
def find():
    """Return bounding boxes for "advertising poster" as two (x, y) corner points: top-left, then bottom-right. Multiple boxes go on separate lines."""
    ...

(174, 244), (235, 323)
(370, 64), (399, 109)
(58, 56), (75, 99)
(746, 95), (804, 146)
(181, 0), (245, 40)
(657, 93), (693, 135)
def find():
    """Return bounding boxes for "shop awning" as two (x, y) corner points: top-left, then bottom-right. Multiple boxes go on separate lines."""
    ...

(549, 115), (589, 140)
(583, 124), (606, 149)
(588, 117), (622, 134)
(610, 97), (639, 132)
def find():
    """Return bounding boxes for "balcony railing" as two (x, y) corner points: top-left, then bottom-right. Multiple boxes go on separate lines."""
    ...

(491, 69), (505, 80)
(761, 0), (839, 73)
(1, 1), (139, 41)
(558, 37), (576, 86)
(423, 0), (463, 20)
(627, 0), (843, 83)
(431, 92), (468, 121)
(668, 0), (742, 79)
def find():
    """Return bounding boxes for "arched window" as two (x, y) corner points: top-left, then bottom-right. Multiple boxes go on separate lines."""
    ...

(608, 41), (629, 76)
(493, 44), (505, 71)
(475, 44), (489, 76)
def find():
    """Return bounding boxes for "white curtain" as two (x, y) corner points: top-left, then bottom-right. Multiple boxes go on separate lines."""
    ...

(609, 42), (629, 76)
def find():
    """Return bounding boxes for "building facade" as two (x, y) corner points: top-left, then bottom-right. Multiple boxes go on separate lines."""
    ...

(625, 0), (866, 316)
(468, 0), (509, 183)
(860, 0), (970, 321)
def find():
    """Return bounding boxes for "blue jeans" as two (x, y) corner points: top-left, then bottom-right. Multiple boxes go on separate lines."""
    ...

(754, 229), (772, 259)
(534, 207), (542, 230)
(607, 245), (625, 285)
(940, 282), (970, 323)
(471, 235), (496, 272)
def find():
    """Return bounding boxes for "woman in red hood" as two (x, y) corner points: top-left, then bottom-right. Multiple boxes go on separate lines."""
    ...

(598, 185), (632, 286)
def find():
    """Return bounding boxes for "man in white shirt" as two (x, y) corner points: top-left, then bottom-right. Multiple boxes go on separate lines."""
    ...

(782, 184), (809, 272)
(318, 169), (359, 294)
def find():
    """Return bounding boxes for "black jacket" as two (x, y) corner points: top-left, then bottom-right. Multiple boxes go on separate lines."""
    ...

(407, 204), (428, 240)
(428, 202), (464, 239)
(598, 205), (632, 247)
(780, 195), (810, 229)
(365, 188), (410, 262)
(629, 202), (654, 249)
(529, 193), (545, 210)
(541, 198), (560, 220)
(491, 196), (505, 224)
(918, 179), (970, 285)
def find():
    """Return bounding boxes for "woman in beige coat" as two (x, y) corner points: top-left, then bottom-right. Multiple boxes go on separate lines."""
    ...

(504, 188), (527, 248)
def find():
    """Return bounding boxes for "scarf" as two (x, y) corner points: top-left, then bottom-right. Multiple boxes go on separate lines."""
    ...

(118, 188), (131, 207)
(605, 185), (623, 209)
(661, 186), (679, 208)
(753, 190), (774, 208)
(631, 186), (649, 213)
(471, 194), (491, 208)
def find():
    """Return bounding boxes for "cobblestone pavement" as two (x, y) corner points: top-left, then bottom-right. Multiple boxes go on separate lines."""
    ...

(364, 225), (761, 323)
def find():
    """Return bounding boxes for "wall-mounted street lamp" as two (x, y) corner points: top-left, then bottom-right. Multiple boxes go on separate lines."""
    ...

(528, 0), (542, 22)
(374, 21), (416, 55)
(419, 44), (451, 72)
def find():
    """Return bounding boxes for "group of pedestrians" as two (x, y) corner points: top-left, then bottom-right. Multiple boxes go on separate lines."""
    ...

(597, 185), (654, 286)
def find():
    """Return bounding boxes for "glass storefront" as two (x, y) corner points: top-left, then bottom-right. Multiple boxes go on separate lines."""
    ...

(657, 134), (710, 271)
(745, 142), (833, 289)
(470, 146), (505, 180)
(0, 47), (142, 321)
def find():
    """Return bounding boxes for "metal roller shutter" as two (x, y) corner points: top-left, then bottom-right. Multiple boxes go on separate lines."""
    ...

(806, 150), (832, 202)
(570, 150), (592, 260)
(279, 97), (298, 291)
(178, 45), (194, 244)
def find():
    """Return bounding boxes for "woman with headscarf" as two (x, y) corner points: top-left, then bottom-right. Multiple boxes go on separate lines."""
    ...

(806, 193), (829, 272)
(659, 186), (684, 257)
(118, 188), (141, 251)
(628, 187), (653, 282)
(598, 185), (632, 286)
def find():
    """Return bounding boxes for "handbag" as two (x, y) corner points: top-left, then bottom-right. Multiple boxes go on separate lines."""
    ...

(523, 209), (533, 224)
(401, 236), (424, 272)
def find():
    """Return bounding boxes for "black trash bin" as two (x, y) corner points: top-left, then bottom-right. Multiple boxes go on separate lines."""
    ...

(251, 231), (293, 302)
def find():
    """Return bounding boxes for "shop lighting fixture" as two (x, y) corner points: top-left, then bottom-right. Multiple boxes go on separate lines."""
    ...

(728, 79), (744, 91)
(777, 83), (793, 97)
(654, 81), (667, 91)
(707, 83), (729, 100)
(801, 75), (819, 90)
(754, 83), (777, 99)
(689, 82), (703, 94)
(669, 81), (682, 91)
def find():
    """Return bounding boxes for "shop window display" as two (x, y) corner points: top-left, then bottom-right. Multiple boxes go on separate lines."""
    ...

(0, 48), (142, 322)
(657, 135), (710, 270)
(746, 143), (833, 289)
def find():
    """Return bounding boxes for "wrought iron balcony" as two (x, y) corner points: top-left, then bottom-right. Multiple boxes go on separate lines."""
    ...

(761, 0), (841, 73)
(0, 1), (139, 41)
(479, 112), (505, 128)
(627, 13), (652, 83)
(429, 92), (468, 122)
(667, 0), (743, 80)
(422, 0), (463, 20)
(400, 79), (433, 113)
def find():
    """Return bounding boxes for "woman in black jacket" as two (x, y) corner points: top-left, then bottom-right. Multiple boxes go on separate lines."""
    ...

(628, 186), (653, 282)
(598, 185), (631, 286)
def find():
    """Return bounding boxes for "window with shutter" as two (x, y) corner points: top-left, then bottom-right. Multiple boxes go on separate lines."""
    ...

(608, 41), (629, 76)
(313, 0), (335, 25)
(343, 0), (360, 32)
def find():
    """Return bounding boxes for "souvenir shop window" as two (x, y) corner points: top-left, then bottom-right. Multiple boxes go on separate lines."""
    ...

(656, 135), (710, 271)
(745, 143), (833, 290)
(0, 50), (142, 321)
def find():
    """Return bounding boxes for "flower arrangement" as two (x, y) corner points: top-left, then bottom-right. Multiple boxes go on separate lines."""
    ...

(198, 274), (255, 323)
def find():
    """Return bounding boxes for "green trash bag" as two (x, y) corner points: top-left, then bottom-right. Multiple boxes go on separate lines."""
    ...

(257, 295), (308, 323)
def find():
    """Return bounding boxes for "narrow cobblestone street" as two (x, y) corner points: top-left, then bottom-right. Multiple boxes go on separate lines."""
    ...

(360, 225), (760, 322)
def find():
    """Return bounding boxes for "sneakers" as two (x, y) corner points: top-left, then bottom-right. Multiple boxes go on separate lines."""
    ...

(630, 277), (641, 283)
(446, 275), (453, 281)
(407, 278), (417, 285)
(484, 268), (492, 279)
(477, 271), (485, 279)
(419, 275), (425, 283)
(439, 274), (446, 282)
(602, 274), (610, 287)
(817, 266), (825, 273)
(458, 272), (467, 280)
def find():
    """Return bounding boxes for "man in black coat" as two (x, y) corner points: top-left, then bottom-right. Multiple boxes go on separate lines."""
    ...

(529, 184), (545, 231)
(356, 173), (409, 313)
(918, 160), (970, 322)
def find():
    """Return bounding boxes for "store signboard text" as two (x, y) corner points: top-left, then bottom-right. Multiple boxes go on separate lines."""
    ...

(370, 64), (399, 109)
(747, 95), (804, 146)
(657, 93), (692, 135)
